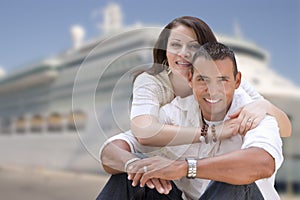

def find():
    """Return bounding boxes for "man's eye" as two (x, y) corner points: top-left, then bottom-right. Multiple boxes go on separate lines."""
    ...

(220, 77), (228, 81)
(197, 76), (206, 81)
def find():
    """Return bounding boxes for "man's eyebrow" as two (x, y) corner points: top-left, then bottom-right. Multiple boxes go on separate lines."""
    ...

(196, 74), (208, 79)
(217, 75), (230, 79)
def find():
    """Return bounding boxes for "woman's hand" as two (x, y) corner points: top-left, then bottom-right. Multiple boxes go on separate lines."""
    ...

(216, 118), (240, 140)
(229, 99), (268, 135)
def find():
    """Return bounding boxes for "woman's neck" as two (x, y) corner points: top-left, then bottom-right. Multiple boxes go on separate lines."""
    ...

(169, 72), (192, 98)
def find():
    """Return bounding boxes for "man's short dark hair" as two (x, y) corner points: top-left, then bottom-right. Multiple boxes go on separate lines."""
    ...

(192, 42), (238, 77)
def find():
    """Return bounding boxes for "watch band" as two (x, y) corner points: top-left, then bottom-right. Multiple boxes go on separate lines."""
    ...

(185, 158), (197, 179)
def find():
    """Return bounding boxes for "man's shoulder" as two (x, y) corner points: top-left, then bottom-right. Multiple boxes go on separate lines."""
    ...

(230, 88), (253, 112)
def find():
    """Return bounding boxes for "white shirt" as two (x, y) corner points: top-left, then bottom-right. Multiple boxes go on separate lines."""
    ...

(99, 71), (279, 199)
(158, 88), (283, 200)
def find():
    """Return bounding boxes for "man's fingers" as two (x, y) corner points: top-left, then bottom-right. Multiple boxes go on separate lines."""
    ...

(145, 180), (155, 189)
(140, 171), (153, 187)
(159, 179), (172, 194)
(149, 178), (165, 194)
(132, 172), (143, 187)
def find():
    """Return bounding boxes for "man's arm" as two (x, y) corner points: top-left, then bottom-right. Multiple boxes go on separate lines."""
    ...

(193, 147), (275, 185)
(129, 147), (275, 187)
(101, 139), (135, 174)
(101, 139), (173, 194)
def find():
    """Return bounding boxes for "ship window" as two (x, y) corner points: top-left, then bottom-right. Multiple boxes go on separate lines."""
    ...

(16, 116), (26, 133)
(30, 115), (43, 133)
(47, 113), (63, 132)
(67, 111), (87, 131)
(0, 118), (12, 134)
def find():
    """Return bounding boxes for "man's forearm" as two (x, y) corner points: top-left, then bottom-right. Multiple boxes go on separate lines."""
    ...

(130, 148), (276, 187)
(195, 147), (275, 185)
(101, 140), (136, 174)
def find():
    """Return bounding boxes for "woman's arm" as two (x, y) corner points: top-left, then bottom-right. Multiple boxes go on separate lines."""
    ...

(131, 113), (241, 146)
(131, 115), (200, 146)
(230, 99), (291, 137)
(238, 79), (292, 137)
(131, 72), (203, 146)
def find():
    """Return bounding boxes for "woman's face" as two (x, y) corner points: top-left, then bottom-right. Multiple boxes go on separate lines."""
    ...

(166, 25), (200, 79)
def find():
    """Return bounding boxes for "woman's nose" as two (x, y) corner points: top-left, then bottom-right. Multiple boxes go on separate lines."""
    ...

(178, 47), (191, 59)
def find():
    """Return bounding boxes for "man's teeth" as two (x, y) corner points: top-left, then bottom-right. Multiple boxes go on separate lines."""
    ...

(206, 99), (219, 103)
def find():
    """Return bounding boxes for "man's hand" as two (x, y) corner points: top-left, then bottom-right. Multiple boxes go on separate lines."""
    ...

(127, 156), (186, 190)
(144, 178), (172, 194)
(127, 156), (174, 194)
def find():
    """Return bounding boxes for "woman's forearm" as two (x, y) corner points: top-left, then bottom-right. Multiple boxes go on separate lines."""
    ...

(131, 115), (200, 146)
(265, 99), (292, 137)
(131, 115), (239, 146)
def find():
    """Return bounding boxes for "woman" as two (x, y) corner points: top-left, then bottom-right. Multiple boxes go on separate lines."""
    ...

(98, 16), (291, 199)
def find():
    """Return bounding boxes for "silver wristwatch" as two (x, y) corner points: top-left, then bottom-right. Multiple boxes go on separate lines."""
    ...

(185, 158), (197, 179)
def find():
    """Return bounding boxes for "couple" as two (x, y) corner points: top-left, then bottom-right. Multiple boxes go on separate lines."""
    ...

(97, 16), (290, 200)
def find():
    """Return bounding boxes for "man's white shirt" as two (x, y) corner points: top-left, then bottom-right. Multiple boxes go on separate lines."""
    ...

(158, 88), (283, 200)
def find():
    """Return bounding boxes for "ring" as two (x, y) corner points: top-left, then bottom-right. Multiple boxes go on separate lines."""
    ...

(143, 166), (148, 173)
(247, 118), (252, 123)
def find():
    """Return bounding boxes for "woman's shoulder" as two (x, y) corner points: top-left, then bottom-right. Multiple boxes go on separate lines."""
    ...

(135, 70), (171, 86)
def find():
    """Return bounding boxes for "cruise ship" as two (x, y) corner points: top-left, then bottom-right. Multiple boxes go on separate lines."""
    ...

(0, 3), (299, 193)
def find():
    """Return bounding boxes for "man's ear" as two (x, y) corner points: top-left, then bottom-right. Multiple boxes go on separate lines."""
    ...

(235, 71), (242, 89)
(188, 70), (193, 88)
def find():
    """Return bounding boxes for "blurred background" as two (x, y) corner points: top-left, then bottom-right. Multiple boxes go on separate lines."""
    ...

(0, 0), (299, 199)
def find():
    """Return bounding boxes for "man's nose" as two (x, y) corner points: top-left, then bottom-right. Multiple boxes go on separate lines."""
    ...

(207, 82), (223, 95)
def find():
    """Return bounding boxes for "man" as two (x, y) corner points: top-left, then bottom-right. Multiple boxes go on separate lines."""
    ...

(126, 42), (283, 199)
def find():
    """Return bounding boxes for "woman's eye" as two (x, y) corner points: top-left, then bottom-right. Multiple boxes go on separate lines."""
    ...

(170, 42), (181, 48)
(188, 43), (200, 51)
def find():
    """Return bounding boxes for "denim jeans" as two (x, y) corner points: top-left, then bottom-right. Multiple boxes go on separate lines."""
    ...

(96, 173), (182, 200)
(96, 173), (264, 200)
(199, 180), (264, 200)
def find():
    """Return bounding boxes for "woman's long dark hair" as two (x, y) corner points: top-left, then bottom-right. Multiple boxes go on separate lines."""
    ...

(143, 16), (217, 77)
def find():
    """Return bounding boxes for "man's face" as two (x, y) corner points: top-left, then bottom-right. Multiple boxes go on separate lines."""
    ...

(189, 57), (241, 121)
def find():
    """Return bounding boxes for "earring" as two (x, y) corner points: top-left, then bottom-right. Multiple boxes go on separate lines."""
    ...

(162, 59), (171, 75)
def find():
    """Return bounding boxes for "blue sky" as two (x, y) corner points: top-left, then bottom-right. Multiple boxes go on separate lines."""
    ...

(0, 0), (299, 84)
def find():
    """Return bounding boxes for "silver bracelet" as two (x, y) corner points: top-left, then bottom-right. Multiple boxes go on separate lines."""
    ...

(124, 157), (141, 172)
